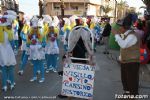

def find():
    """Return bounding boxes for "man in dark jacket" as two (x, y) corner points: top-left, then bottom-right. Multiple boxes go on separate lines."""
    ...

(102, 19), (111, 54)
(18, 11), (25, 47)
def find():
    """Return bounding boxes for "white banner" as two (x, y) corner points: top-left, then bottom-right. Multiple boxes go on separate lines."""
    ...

(61, 63), (95, 99)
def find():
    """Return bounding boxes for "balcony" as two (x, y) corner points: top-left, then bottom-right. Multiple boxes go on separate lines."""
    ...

(45, 0), (90, 3)
(65, 9), (84, 16)
(50, 9), (84, 16)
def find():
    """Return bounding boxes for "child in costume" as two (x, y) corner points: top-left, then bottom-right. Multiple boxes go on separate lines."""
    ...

(82, 17), (88, 28)
(42, 15), (52, 69)
(0, 10), (17, 92)
(12, 19), (19, 55)
(94, 20), (102, 45)
(69, 15), (78, 29)
(18, 17), (31, 75)
(90, 17), (101, 51)
(27, 16), (45, 83)
(36, 18), (46, 74)
(57, 18), (71, 77)
(42, 15), (52, 36)
(45, 22), (59, 73)
(63, 18), (71, 52)
(52, 16), (60, 45)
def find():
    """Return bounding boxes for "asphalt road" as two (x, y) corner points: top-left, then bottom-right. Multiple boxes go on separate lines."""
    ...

(0, 44), (150, 100)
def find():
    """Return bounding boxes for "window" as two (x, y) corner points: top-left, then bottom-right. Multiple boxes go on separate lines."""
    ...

(71, 5), (78, 10)
(54, 4), (60, 10)
(54, 6), (60, 10)
(1, 0), (4, 6)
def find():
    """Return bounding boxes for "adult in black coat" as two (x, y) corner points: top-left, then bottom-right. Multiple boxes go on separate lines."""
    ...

(18, 20), (24, 46)
(102, 20), (111, 54)
(57, 18), (87, 99)
(71, 18), (87, 64)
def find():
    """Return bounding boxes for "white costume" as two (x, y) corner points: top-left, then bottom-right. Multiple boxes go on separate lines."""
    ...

(0, 10), (17, 91)
(45, 19), (59, 55)
(63, 18), (71, 45)
(28, 17), (45, 60)
(0, 11), (17, 67)
(0, 32), (16, 66)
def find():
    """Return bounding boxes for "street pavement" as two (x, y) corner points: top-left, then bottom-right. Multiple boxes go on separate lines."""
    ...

(0, 44), (150, 100)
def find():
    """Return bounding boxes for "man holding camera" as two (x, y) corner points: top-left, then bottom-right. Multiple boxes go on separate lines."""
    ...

(112, 14), (140, 98)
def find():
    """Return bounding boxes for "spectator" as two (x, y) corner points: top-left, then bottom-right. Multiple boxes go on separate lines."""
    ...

(112, 13), (140, 96)
(102, 19), (111, 54)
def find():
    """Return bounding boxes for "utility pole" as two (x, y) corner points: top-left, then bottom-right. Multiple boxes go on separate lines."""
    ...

(114, 0), (117, 21)
(39, 0), (43, 18)
(60, 0), (64, 18)
(14, 3), (18, 13)
(8, 0), (12, 10)
(14, 0), (19, 13)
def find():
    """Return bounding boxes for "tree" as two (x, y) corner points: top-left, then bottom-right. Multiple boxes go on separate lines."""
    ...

(142, 0), (150, 6)
(116, 0), (127, 19)
(141, 0), (150, 20)
(101, 5), (113, 16)
(142, 0), (150, 13)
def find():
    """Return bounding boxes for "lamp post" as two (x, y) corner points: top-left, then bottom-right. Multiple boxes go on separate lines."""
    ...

(14, 3), (18, 13)
(42, 2), (48, 15)
(13, 0), (19, 13)
(114, 0), (117, 21)
(60, 0), (64, 18)
(8, 0), (12, 10)
(39, 0), (43, 18)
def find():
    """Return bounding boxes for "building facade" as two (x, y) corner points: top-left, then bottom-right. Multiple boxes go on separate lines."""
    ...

(100, 0), (116, 17)
(43, 0), (101, 16)
(116, 0), (130, 20)
(0, 0), (19, 14)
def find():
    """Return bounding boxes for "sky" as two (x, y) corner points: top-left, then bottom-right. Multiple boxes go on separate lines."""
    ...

(125, 0), (145, 10)
(19, 0), (39, 15)
(19, 0), (145, 15)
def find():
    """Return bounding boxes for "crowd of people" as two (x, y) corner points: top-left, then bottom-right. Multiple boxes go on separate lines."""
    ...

(0, 10), (105, 92)
(0, 9), (150, 100)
